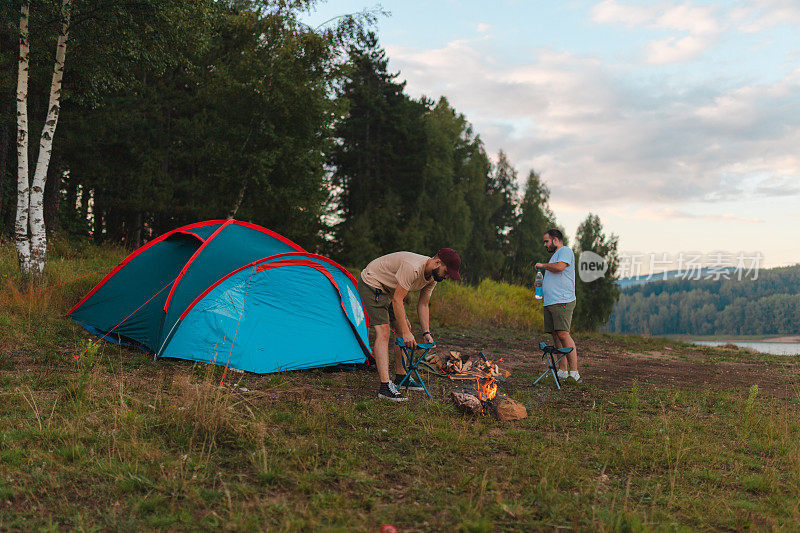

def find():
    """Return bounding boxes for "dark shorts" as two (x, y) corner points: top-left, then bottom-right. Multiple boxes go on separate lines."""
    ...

(357, 276), (396, 326)
(544, 300), (576, 333)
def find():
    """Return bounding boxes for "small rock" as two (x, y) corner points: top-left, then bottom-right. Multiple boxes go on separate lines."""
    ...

(493, 397), (527, 421)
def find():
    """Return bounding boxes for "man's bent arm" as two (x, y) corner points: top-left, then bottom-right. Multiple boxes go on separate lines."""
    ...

(417, 290), (432, 337)
(392, 286), (416, 347)
(535, 261), (568, 273)
(392, 285), (412, 334)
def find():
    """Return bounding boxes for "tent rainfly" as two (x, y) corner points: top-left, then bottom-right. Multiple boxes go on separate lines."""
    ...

(68, 220), (371, 373)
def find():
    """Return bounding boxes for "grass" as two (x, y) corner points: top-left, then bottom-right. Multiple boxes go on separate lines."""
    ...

(1, 239), (800, 530)
(3, 352), (799, 530)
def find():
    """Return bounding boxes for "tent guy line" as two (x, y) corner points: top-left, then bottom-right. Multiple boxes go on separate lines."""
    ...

(75, 274), (179, 362)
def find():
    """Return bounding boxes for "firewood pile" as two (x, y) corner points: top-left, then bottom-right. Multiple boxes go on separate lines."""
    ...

(425, 350), (509, 380)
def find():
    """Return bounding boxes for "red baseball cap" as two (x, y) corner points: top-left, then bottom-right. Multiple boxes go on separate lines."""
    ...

(437, 248), (461, 280)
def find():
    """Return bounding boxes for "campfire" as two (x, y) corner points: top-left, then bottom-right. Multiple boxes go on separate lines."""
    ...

(451, 379), (526, 421)
(450, 374), (526, 421)
(426, 348), (525, 420)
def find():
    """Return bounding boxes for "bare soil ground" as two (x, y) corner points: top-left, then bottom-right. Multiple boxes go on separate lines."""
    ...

(182, 330), (800, 405)
(437, 331), (800, 399)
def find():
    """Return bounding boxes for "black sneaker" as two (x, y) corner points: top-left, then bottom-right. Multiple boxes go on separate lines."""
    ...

(394, 374), (425, 392)
(378, 381), (408, 402)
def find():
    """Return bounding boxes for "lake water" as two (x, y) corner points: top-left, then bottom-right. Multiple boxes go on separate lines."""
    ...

(691, 341), (800, 356)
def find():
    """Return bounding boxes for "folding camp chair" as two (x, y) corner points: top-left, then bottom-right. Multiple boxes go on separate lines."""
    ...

(533, 341), (573, 390)
(395, 337), (435, 397)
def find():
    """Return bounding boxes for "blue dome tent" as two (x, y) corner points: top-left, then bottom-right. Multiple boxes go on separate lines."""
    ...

(68, 220), (371, 373)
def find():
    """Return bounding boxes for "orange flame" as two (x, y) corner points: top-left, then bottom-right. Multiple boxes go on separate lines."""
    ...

(475, 377), (497, 401)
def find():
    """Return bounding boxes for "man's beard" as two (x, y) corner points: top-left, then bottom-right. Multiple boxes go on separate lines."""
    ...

(546, 244), (557, 253)
(432, 270), (445, 282)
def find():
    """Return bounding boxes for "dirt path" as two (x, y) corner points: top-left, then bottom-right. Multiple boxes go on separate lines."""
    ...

(436, 331), (800, 398)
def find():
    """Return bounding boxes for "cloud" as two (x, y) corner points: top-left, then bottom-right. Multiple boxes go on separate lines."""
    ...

(731, 0), (800, 32)
(753, 175), (800, 196)
(645, 35), (714, 64)
(628, 207), (765, 224)
(386, 39), (800, 207)
(602, 0), (800, 36)
(476, 22), (490, 34)
(591, 0), (652, 26)
(591, 1), (723, 64)
(593, 0), (719, 34)
(655, 3), (720, 35)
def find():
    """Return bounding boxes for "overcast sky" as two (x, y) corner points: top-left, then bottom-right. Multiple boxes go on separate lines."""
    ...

(307, 0), (800, 269)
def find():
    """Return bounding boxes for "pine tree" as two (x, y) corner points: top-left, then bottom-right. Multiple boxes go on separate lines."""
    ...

(506, 169), (555, 285)
(460, 139), (503, 282)
(488, 150), (519, 260)
(416, 98), (473, 254)
(574, 213), (620, 331)
(329, 32), (427, 266)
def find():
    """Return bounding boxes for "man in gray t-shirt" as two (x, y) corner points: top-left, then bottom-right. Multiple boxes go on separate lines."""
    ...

(535, 228), (580, 382)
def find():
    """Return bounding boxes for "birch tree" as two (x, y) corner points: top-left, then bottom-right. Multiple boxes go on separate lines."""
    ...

(14, 0), (31, 273)
(15, 0), (71, 278)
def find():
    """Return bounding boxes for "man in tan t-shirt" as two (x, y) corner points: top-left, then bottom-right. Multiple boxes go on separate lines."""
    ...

(357, 249), (462, 401)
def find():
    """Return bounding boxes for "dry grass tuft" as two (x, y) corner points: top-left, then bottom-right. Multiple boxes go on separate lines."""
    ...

(431, 279), (543, 332)
(168, 370), (253, 449)
(1, 277), (55, 319)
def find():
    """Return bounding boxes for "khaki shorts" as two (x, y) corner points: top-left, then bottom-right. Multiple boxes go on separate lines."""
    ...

(543, 300), (576, 333)
(357, 276), (396, 326)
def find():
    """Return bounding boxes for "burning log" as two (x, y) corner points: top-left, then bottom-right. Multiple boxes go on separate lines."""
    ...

(450, 391), (483, 415)
(449, 376), (527, 421)
(450, 391), (528, 421)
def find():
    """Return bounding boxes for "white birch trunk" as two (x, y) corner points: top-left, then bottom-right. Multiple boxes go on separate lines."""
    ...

(27, 0), (72, 277)
(15, 0), (31, 274)
(227, 179), (247, 220)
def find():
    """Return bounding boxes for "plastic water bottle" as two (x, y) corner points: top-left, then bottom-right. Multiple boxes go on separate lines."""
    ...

(534, 270), (543, 300)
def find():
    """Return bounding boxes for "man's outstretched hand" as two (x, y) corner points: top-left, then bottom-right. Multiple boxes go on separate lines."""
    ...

(422, 332), (435, 346)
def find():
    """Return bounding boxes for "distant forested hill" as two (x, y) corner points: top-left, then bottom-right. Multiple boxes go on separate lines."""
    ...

(607, 265), (800, 335)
